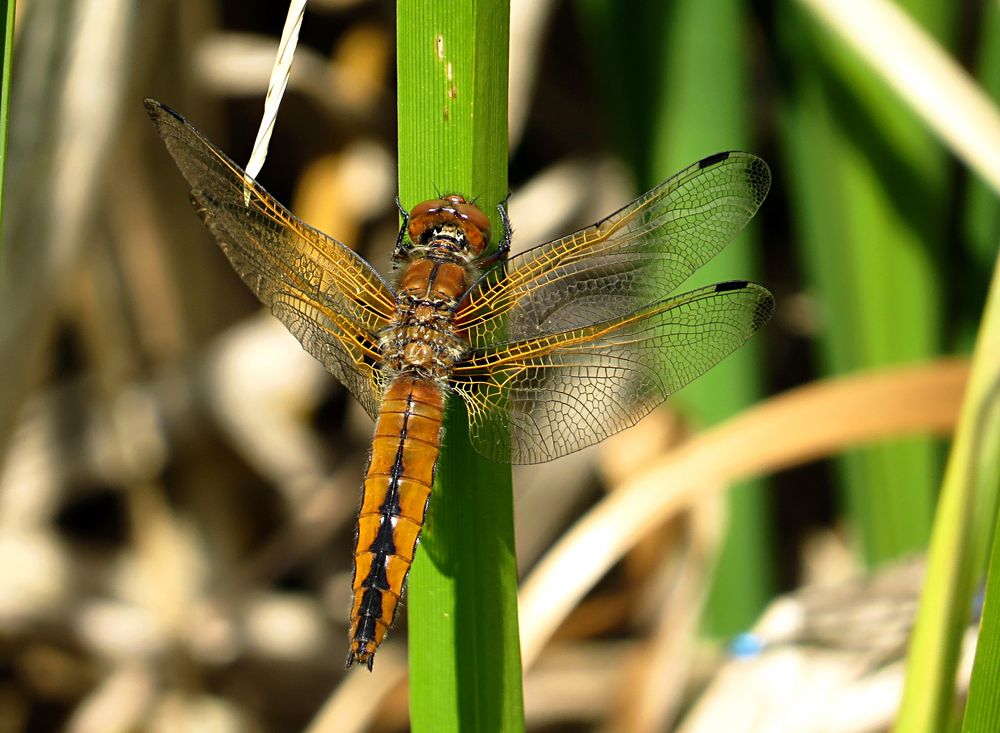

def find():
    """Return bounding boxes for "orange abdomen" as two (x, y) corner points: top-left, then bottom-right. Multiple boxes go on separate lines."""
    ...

(348, 374), (445, 668)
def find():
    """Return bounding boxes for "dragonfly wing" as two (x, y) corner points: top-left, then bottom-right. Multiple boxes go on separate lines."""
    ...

(451, 281), (773, 464)
(270, 291), (386, 418)
(457, 152), (770, 346)
(146, 99), (394, 415)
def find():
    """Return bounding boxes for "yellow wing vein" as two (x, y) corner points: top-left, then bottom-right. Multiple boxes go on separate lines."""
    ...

(196, 141), (397, 318)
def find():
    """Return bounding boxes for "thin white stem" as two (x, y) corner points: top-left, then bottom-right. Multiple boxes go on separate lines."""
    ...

(243, 0), (306, 200)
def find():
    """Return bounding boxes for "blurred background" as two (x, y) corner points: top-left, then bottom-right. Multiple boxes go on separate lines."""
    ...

(0, 0), (995, 731)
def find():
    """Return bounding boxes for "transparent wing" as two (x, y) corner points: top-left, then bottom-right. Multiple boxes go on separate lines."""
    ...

(146, 99), (394, 416)
(456, 152), (770, 347)
(451, 281), (773, 464)
(270, 291), (386, 418)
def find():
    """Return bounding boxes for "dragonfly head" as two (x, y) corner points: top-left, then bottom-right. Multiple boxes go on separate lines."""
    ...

(407, 194), (492, 258)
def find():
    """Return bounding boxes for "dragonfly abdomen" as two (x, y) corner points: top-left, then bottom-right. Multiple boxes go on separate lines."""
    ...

(348, 373), (445, 669)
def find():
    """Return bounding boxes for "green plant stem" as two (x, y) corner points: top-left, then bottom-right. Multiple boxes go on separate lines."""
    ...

(0, 0), (15, 250)
(897, 251), (1000, 732)
(961, 379), (1000, 731)
(396, 2), (523, 731)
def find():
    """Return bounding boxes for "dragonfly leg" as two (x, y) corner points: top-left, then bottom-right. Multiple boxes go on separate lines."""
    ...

(392, 196), (411, 265)
(475, 197), (512, 275)
(497, 195), (512, 255)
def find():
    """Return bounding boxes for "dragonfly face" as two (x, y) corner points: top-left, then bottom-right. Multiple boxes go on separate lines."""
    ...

(144, 99), (774, 670)
(406, 194), (492, 258)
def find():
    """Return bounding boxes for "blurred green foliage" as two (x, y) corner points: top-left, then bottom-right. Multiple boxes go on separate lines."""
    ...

(575, 0), (998, 641)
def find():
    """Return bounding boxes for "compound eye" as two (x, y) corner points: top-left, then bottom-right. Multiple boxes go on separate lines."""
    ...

(408, 198), (443, 221)
(407, 198), (447, 243)
(405, 195), (492, 254)
(452, 201), (492, 246)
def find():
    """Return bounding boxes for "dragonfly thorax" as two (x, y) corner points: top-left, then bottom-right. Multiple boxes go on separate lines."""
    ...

(379, 256), (471, 382)
(378, 298), (466, 381)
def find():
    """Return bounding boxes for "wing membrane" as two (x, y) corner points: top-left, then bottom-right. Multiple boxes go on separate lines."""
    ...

(272, 292), (386, 418)
(145, 99), (394, 414)
(457, 152), (770, 346)
(452, 281), (773, 464)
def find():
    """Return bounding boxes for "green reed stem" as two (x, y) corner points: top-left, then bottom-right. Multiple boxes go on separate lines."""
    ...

(396, 2), (524, 731)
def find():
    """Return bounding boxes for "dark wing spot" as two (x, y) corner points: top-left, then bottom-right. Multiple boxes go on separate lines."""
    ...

(714, 280), (749, 292)
(698, 151), (731, 169)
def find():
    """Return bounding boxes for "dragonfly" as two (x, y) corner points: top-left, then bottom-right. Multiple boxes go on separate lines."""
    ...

(145, 98), (773, 670)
